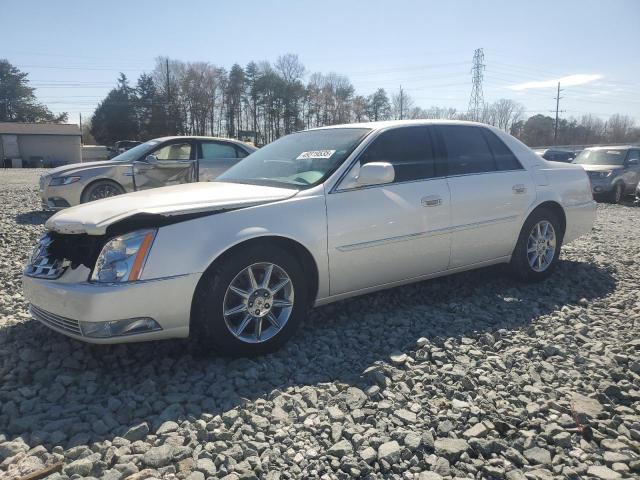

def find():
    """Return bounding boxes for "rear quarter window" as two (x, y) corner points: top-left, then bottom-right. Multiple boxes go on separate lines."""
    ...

(481, 129), (523, 171)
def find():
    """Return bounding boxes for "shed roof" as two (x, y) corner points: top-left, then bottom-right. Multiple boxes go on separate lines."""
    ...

(0, 122), (81, 136)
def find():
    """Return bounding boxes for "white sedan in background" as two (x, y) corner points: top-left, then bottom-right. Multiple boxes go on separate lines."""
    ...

(23, 120), (596, 356)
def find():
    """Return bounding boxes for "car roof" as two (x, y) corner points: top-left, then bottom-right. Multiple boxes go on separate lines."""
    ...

(307, 119), (489, 132)
(586, 145), (634, 151)
(153, 136), (257, 149)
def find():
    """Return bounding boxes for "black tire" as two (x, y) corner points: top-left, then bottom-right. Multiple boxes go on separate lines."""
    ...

(609, 183), (624, 204)
(190, 244), (308, 356)
(81, 180), (125, 203)
(509, 207), (563, 283)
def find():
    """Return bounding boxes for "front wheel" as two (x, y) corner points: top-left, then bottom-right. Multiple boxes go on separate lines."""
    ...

(509, 208), (563, 282)
(190, 245), (308, 356)
(81, 180), (125, 203)
(609, 183), (624, 204)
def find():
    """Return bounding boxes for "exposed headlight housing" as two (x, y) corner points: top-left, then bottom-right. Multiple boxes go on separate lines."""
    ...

(49, 176), (81, 186)
(91, 229), (156, 283)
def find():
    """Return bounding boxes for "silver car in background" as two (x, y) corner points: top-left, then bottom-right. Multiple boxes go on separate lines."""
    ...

(39, 136), (256, 210)
(573, 145), (640, 203)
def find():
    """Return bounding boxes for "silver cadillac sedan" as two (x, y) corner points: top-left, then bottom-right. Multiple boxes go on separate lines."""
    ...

(23, 120), (596, 356)
(39, 136), (256, 210)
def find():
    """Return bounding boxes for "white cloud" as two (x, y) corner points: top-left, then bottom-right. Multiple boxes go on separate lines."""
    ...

(507, 74), (603, 91)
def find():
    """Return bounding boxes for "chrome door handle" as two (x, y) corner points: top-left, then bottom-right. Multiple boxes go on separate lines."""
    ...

(512, 184), (527, 194)
(421, 195), (442, 207)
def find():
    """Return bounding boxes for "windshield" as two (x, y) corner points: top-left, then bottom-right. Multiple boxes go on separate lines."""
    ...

(217, 128), (371, 188)
(110, 140), (160, 162)
(573, 149), (626, 166)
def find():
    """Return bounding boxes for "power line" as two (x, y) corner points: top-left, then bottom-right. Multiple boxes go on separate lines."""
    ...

(468, 48), (485, 121)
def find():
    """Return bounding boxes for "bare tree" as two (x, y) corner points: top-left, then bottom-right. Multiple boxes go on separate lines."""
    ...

(606, 114), (635, 143)
(486, 99), (525, 132)
(391, 88), (415, 120)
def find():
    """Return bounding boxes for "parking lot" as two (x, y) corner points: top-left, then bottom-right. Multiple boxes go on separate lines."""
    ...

(0, 169), (639, 479)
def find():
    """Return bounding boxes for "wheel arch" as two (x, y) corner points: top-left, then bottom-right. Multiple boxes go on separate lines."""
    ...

(527, 200), (567, 239)
(80, 178), (125, 203)
(190, 234), (320, 315)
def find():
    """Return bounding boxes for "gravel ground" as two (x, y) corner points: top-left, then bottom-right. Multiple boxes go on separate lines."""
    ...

(0, 168), (639, 480)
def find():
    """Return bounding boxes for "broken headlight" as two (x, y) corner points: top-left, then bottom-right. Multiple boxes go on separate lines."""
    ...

(91, 229), (156, 283)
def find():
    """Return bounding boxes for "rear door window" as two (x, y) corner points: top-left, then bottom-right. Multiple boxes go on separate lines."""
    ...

(200, 142), (238, 160)
(438, 125), (496, 175)
(359, 126), (436, 182)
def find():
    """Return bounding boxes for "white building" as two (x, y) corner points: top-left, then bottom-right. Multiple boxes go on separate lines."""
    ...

(0, 122), (81, 167)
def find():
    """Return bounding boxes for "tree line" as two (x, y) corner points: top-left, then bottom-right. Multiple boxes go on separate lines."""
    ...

(0, 59), (67, 123)
(0, 57), (638, 148)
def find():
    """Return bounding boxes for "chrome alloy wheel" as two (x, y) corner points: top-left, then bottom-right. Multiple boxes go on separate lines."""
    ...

(89, 183), (121, 201)
(222, 262), (294, 343)
(527, 220), (557, 272)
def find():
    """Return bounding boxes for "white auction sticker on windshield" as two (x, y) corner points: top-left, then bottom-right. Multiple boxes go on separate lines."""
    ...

(296, 150), (336, 160)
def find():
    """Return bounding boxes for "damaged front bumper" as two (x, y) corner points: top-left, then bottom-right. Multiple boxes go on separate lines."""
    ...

(22, 273), (200, 344)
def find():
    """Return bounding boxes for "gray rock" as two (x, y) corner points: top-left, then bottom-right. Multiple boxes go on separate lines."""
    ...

(327, 439), (352, 458)
(143, 444), (177, 468)
(0, 440), (29, 460)
(344, 387), (367, 410)
(404, 432), (421, 450)
(124, 422), (149, 442)
(378, 440), (402, 463)
(586, 465), (621, 480)
(463, 423), (488, 439)
(394, 409), (417, 424)
(571, 393), (603, 423)
(196, 458), (217, 476)
(390, 351), (408, 365)
(418, 472), (443, 480)
(523, 446), (552, 466)
(358, 446), (377, 464)
(63, 456), (94, 476)
(434, 438), (469, 461)
(156, 421), (179, 435)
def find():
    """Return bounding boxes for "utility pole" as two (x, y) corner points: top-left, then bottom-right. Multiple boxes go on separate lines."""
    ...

(399, 85), (404, 120)
(553, 81), (563, 144)
(468, 48), (485, 121)
(165, 58), (172, 134)
(79, 113), (83, 145)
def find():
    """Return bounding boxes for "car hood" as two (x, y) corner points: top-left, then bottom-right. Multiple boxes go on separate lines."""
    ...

(46, 182), (298, 235)
(45, 160), (123, 177)
(575, 164), (622, 172)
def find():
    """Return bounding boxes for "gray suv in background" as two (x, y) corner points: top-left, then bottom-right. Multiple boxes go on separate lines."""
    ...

(573, 146), (640, 203)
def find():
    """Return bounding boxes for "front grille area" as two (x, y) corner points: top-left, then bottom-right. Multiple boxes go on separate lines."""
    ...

(24, 234), (69, 279)
(24, 255), (68, 279)
(29, 304), (82, 335)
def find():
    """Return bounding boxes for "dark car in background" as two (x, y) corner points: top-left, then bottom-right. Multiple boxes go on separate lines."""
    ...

(573, 146), (640, 203)
(533, 148), (576, 163)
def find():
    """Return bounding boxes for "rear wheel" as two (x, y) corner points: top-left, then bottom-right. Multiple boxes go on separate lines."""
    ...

(509, 208), (563, 282)
(81, 180), (125, 203)
(191, 245), (308, 356)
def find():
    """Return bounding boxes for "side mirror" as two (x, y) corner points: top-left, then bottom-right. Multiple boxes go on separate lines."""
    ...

(356, 162), (395, 187)
(142, 154), (159, 165)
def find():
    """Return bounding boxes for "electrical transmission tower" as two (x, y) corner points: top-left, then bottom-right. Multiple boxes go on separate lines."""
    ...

(468, 48), (485, 121)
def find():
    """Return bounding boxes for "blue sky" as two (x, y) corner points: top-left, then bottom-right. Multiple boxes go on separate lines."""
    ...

(4, 0), (639, 124)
